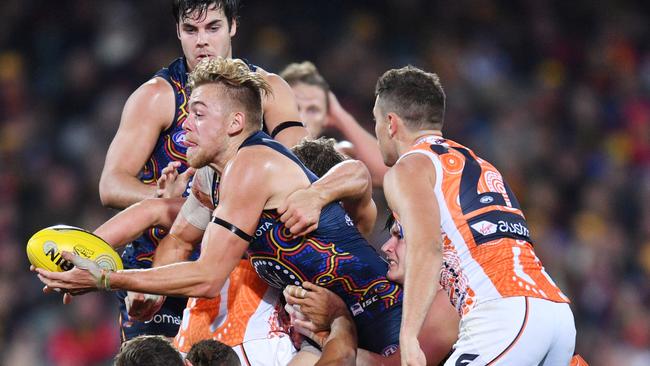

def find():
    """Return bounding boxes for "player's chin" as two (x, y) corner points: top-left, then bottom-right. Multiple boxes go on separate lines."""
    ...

(386, 269), (403, 284)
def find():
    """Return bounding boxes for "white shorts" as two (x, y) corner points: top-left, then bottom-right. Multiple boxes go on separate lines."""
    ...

(444, 296), (575, 366)
(232, 334), (297, 366)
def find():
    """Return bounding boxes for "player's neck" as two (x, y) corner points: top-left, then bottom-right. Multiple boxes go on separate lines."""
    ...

(397, 130), (443, 155)
(208, 129), (254, 173)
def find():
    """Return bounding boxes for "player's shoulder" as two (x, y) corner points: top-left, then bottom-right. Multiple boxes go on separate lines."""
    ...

(254, 67), (291, 92)
(385, 152), (436, 187)
(126, 77), (175, 110)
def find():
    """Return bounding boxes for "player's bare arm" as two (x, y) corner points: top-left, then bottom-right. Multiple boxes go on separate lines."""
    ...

(384, 154), (442, 366)
(279, 160), (376, 237)
(36, 150), (274, 298)
(94, 197), (185, 249)
(99, 77), (176, 209)
(258, 68), (310, 146)
(327, 91), (388, 187)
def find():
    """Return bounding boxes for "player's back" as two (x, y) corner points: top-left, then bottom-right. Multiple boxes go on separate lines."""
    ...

(401, 135), (569, 317)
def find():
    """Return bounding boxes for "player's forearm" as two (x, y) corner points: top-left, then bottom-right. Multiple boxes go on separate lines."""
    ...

(312, 160), (371, 204)
(333, 112), (388, 187)
(110, 260), (224, 298)
(400, 238), (441, 341)
(316, 316), (357, 366)
(95, 198), (183, 248)
(152, 232), (196, 268)
(99, 172), (158, 209)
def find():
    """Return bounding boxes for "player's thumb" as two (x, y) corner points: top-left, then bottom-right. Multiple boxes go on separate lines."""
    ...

(181, 167), (196, 180)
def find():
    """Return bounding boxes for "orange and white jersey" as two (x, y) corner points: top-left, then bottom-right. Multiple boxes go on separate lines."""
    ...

(398, 135), (569, 316)
(174, 259), (288, 354)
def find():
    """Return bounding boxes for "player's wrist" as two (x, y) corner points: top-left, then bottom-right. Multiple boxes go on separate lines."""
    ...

(98, 269), (113, 291)
(308, 184), (330, 209)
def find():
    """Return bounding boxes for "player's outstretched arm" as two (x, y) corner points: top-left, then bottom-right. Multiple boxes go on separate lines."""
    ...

(99, 78), (175, 209)
(384, 154), (442, 366)
(94, 197), (185, 249)
(259, 69), (310, 146)
(327, 91), (388, 187)
(279, 159), (376, 237)
(36, 152), (272, 298)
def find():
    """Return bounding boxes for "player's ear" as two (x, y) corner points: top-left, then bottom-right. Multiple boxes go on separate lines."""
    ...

(229, 19), (237, 37)
(387, 112), (399, 138)
(227, 111), (245, 135)
(176, 23), (182, 40)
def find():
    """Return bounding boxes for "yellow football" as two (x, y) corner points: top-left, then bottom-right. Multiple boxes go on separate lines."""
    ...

(27, 225), (123, 272)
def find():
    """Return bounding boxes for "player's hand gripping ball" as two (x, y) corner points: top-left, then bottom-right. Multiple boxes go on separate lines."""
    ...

(27, 225), (123, 272)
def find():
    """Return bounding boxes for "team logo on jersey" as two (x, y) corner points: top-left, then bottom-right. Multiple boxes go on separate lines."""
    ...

(172, 131), (187, 146)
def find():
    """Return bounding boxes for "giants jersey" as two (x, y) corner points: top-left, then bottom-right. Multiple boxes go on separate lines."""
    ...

(398, 135), (569, 316)
(176, 166), (287, 352)
(174, 260), (286, 352)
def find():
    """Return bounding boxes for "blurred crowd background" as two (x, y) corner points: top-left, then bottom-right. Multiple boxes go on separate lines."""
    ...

(1, 0), (649, 365)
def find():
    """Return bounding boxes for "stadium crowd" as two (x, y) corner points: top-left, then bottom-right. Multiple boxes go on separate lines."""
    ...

(0, 0), (649, 365)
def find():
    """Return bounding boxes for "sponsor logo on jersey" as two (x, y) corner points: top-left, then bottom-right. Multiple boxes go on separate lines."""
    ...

(470, 220), (498, 236)
(479, 195), (494, 204)
(382, 344), (399, 356)
(144, 313), (182, 325)
(468, 211), (531, 245)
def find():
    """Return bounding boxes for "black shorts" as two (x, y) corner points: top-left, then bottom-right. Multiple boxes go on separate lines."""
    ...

(116, 290), (187, 342)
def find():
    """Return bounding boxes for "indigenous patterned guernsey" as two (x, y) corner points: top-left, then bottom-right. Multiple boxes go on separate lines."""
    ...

(397, 135), (570, 317)
(214, 131), (403, 355)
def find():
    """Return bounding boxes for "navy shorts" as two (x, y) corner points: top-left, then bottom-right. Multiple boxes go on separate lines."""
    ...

(356, 303), (402, 356)
(116, 290), (187, 342)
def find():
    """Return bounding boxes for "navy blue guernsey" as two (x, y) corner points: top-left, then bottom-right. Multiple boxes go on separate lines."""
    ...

(229, 131), (403, 355)
(118, 58), (261, 341)
(121, 57), (199, 269)
(122, 57), (261, 268)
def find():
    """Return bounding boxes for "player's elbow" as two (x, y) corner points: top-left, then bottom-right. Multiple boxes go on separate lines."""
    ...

(195, 282), (220, 299)
(99, 174), (118, 208)
(344, 159), (372, 198)
(193, 265), (224, 299)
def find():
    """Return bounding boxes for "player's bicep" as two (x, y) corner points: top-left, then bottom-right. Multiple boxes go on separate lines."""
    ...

(384, 156), (440, 241)
(208, 157), (271, 239)
(261, 72), (309, 146)
(102, 79), (175, 176)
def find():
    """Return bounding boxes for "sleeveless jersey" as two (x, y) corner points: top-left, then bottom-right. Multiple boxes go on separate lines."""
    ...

(175, 166), (287, 351)
(398, 135), (569, 317)
(121, 57), (195, 269)
(123, 58), (262, 268)
(174, 260), (287, 352)
(239, 132), (402, 327)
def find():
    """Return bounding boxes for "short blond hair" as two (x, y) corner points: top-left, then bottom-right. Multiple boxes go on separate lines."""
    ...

(189, 57), (271, 128)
